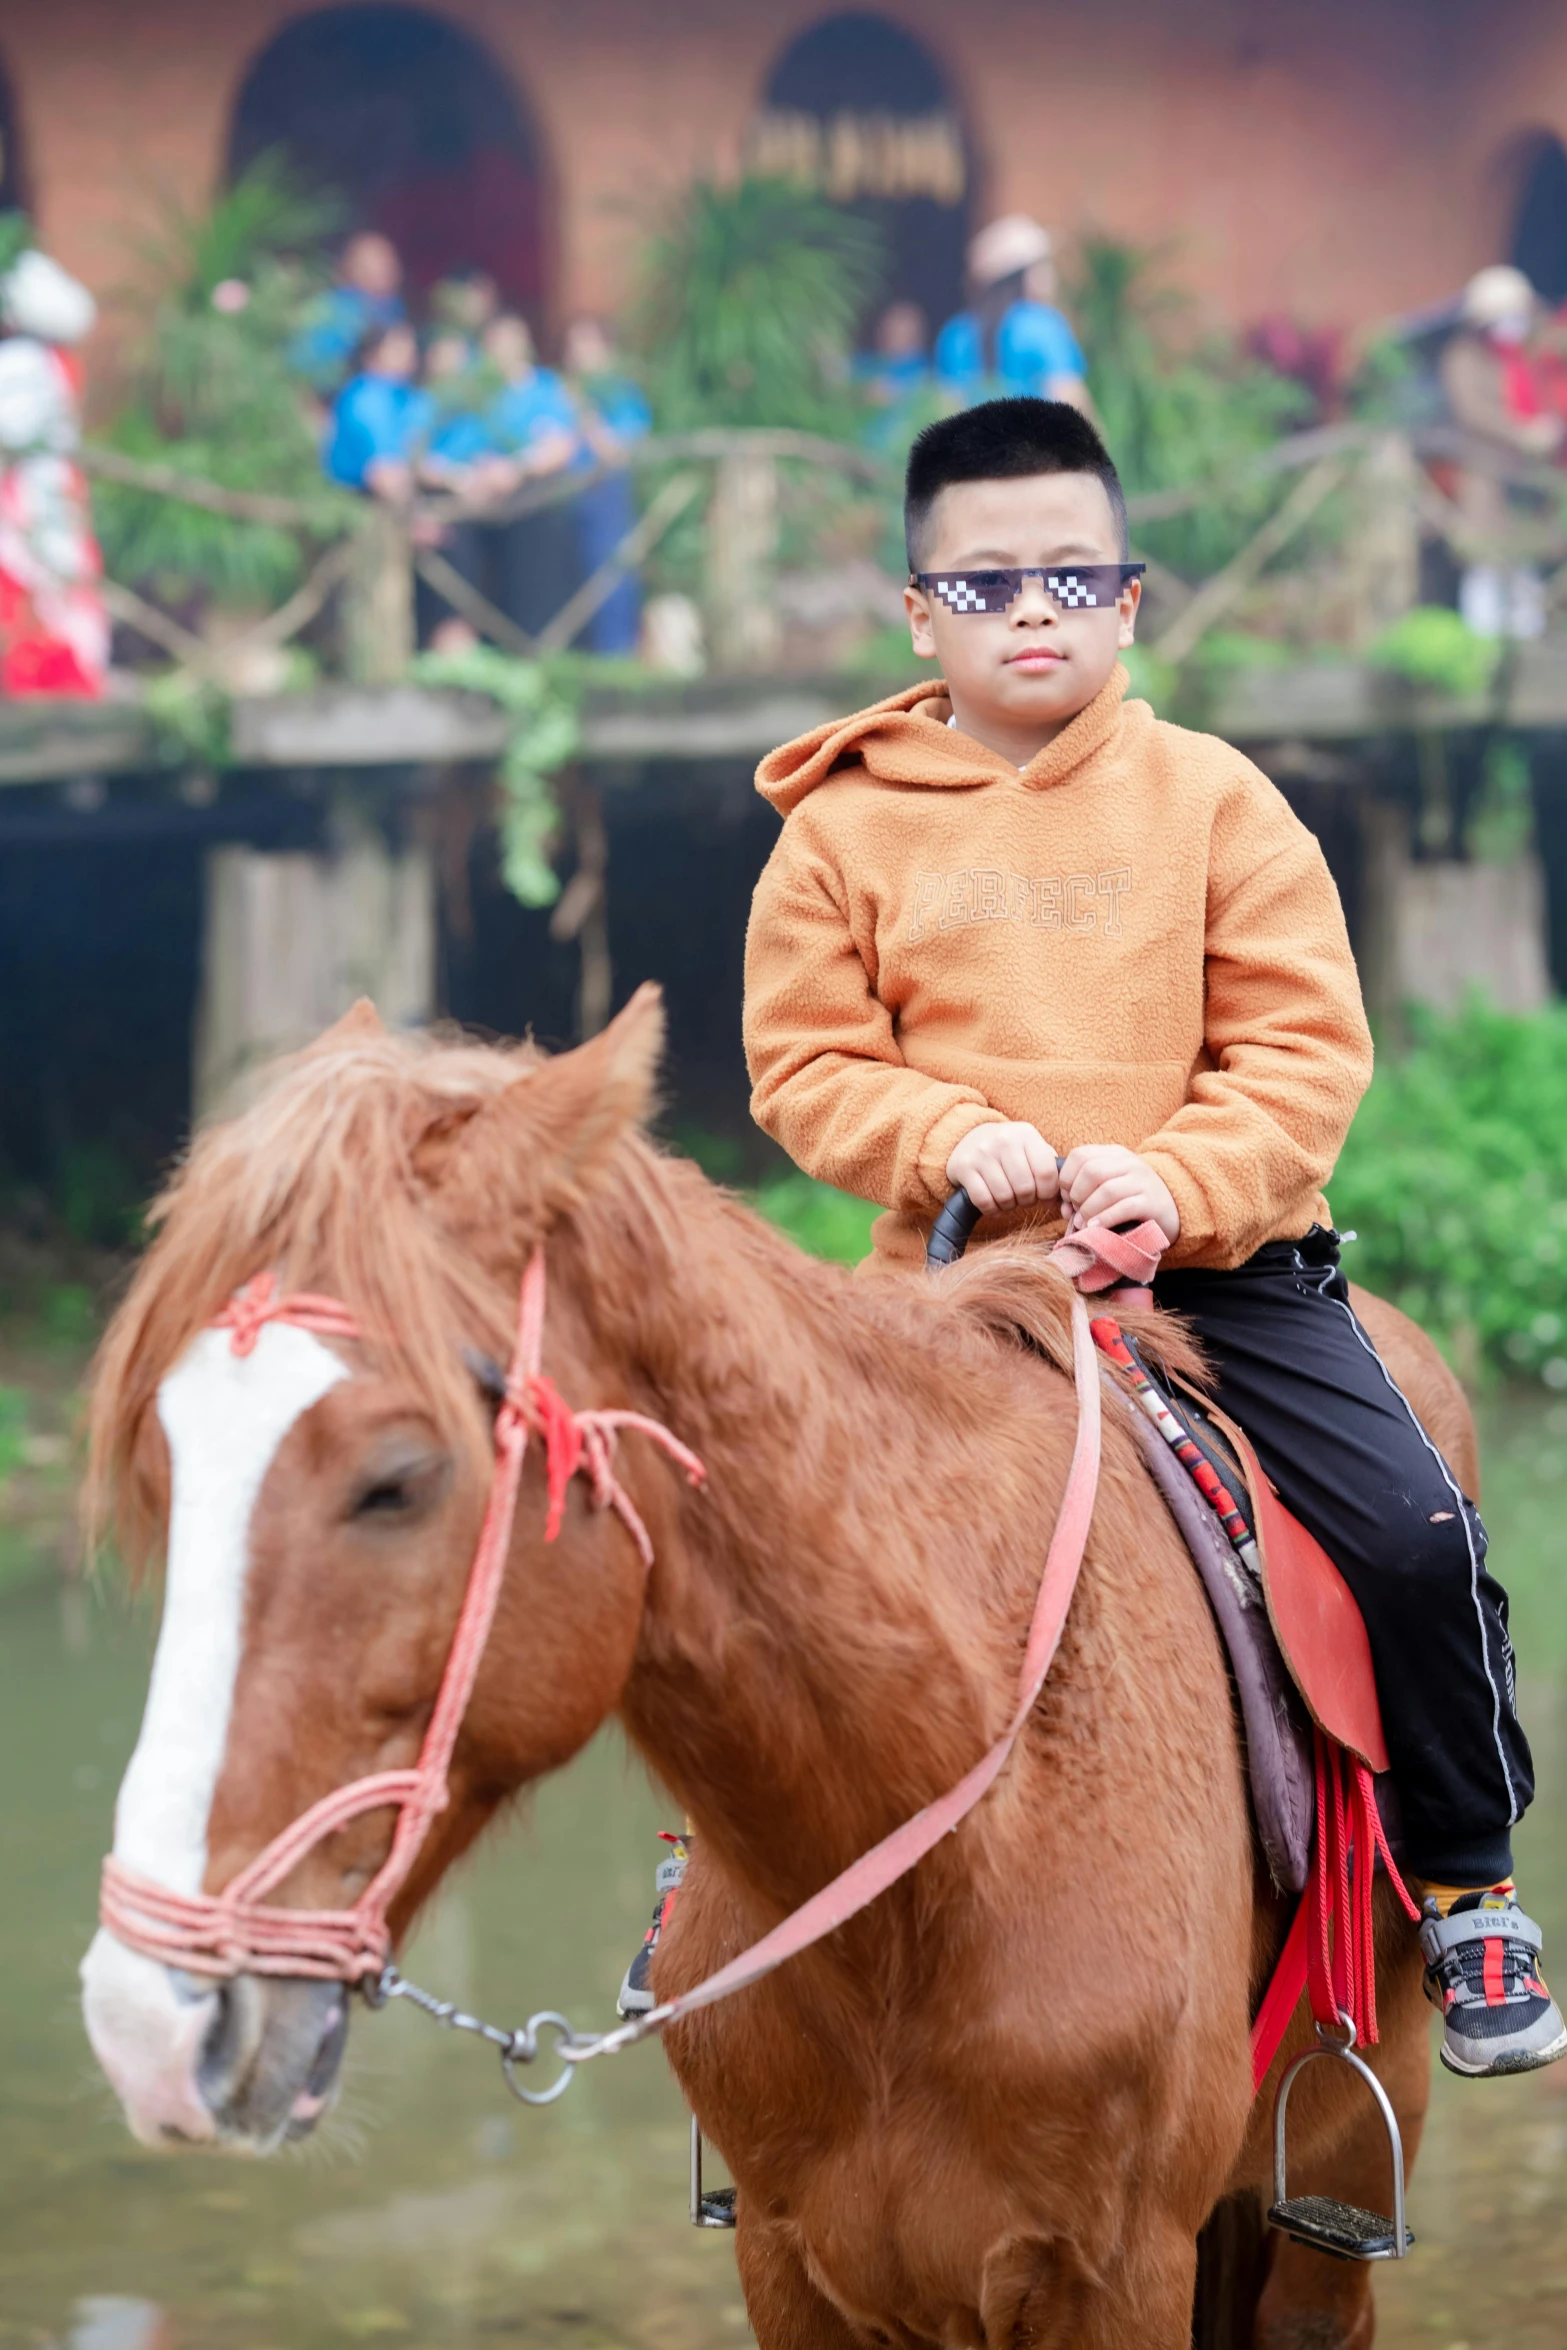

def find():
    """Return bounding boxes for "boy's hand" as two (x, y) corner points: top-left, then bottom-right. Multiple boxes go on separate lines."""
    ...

(1057, 1144), (1180, 1246)
(945, 1123), (1060, 1217)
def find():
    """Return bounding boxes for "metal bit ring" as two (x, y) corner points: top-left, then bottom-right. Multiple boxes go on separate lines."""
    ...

(499, 2011), (582, 2106)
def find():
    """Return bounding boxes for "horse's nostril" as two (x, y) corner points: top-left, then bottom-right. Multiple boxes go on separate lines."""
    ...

(195, 1977), (259, 2116)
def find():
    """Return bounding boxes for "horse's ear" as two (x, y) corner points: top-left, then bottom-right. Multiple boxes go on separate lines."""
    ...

(311, 997), (385, 1049)
(437, 983), (665, 1234)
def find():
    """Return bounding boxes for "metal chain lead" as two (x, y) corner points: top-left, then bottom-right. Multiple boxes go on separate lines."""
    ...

(363, 1964), (645, 2106)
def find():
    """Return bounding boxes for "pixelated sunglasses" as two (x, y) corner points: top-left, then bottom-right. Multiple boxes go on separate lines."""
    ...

(911, 563), (1144, 615)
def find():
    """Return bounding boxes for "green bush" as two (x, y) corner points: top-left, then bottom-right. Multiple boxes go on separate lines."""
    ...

(754, 1171), (879, 1263)
(1368, 606), (1499, 701)
(0, 1388), (26, 1480)
(43, 1283), (97, 1349)
(1331, 1000), (1567, 1384)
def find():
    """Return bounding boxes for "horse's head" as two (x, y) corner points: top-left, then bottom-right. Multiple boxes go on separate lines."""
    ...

(81, 987), (672, 2152)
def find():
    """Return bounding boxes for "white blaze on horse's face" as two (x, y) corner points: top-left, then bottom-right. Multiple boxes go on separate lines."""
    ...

(80, 1321), (348, 2147)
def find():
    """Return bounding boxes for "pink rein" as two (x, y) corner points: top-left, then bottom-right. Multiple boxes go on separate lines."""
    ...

(610, 1218), (1166, 2051)
(98, 1253), (707, 1982)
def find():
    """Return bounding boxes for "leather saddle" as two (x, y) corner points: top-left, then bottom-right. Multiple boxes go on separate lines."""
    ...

(1112, 1358), (1395, 1893)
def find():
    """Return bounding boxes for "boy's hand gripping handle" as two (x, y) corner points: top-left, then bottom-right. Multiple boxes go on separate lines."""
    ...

(927, 1179), (1166, 1295)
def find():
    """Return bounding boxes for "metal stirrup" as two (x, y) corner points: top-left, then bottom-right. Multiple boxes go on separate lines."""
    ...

(1268, 2018), (1412, 2262)
(689, 2116), (737, 2228)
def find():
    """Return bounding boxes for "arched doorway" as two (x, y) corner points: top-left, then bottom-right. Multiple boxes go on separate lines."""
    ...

(1511, 130), (1567, 304)
(749, 12), (970, 338)
(228, 5), (546, 319)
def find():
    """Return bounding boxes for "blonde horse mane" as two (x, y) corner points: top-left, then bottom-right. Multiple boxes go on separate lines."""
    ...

(86, 1022), (541, 1570)
(85, 1011), (1203, 1578)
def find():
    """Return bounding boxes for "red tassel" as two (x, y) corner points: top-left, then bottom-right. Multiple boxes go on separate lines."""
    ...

(1303, 1729), (1423, 2048)
(524, 1373), (585, 1543)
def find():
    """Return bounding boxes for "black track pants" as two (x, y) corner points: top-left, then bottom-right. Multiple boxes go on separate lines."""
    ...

(1153, 1227), (1532, 1885)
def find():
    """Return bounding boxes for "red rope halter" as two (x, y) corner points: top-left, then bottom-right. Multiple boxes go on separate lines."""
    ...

(98, 1248), (706, 1982)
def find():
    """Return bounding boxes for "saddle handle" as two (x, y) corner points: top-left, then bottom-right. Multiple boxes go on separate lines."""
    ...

(926, 1187), (982, 1269)
(926, 1159), (1073, 1272)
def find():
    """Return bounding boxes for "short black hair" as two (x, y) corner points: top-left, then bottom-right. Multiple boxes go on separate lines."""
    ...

(904, 398), (1128, 570)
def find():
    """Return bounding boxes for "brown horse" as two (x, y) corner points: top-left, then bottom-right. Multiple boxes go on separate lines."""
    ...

(80, 988), (1468, 2349)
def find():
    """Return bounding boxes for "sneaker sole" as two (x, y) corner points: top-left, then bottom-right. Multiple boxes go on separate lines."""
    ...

(1439, 2020), (1567, 2078)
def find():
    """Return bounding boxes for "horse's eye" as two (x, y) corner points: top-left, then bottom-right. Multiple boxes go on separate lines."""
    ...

(346, 1441), (449, 1526)
(354, 1479), (413, 1517)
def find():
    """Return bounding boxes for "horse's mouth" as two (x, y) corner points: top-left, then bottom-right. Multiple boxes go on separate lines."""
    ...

(195, 1974), (350, 2151)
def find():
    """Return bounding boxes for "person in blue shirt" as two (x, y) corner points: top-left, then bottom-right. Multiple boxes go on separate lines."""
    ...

(482, 313), (580, 466)
(480, 313), (584, 641)
(935, 215), (1093, 413)
(562, 315), (652, 656)
(854, 300), (932, 408)
(418, 329), (499, 484)
(291, 233), (408, 395)
(854, 299), (941, 465)
(409, 328), (505, 652)
(321, 321), (432, 500)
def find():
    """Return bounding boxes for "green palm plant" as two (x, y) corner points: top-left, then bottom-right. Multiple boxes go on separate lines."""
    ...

(1070, 237), (1309, 579)
(632, 176), (884, 434)
(95, 153), (351, 609)
(628, 176), (888, 598)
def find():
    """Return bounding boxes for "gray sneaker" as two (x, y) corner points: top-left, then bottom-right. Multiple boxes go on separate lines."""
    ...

(1421, 1889), (1567, 2077)
(616, 1835), (689, 2020)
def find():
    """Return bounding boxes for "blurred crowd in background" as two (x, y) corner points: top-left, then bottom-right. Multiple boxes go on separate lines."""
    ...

(6, 168), (1567, 699)
(298, 232), (652, 653)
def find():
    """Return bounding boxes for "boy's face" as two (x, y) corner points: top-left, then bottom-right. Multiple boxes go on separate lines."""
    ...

(904, 472), (1140, 743)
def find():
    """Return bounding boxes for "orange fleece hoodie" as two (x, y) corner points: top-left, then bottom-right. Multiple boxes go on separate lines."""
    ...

(743, 665), (1373, 1272)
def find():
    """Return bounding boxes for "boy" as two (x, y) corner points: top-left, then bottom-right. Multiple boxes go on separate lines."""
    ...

(725, 399), (1558, 2079)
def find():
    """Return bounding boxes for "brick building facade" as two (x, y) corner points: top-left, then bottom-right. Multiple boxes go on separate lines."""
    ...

(2, 0), (1566, 368)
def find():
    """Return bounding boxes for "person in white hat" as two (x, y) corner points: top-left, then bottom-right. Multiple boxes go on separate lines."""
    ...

(0, 246), (109, 695)
(934, 214), (1092, 414)
(1439, 263), (1561, 638)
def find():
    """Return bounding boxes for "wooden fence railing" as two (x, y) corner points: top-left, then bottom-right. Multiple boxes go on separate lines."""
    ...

(71, 419), (1567, 691)
(77, 428), (886, 687)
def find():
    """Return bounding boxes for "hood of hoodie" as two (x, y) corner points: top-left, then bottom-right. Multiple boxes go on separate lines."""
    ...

(754, 662), (1134, 817)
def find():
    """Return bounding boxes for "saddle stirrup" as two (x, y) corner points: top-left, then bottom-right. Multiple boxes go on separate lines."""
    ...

(690, 2113), (737, 2229)
(1268, 2019), (1412, 2262)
